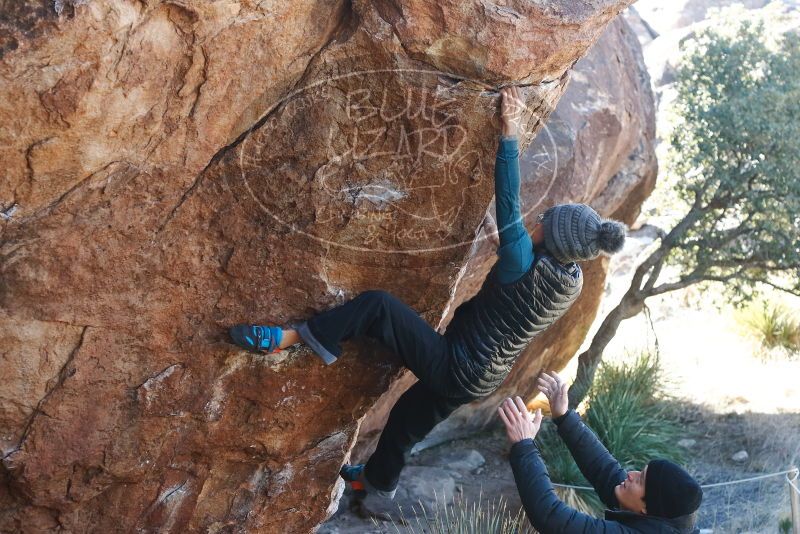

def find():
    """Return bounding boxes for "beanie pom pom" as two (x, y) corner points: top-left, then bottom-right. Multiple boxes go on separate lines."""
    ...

(597, 220), (627, 254)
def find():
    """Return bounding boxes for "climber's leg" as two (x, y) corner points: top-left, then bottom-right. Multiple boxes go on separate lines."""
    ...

(270, 328), (300, 348)
(297, 290), (450, 383)
(362, 381), (470, 492)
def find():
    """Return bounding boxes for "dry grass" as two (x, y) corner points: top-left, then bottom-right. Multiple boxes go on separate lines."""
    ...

(737, 301), (800, 357)
(388, 495), (533, 534)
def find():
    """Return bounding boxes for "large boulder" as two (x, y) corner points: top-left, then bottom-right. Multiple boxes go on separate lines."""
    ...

(354, 15), (657, 457)
(1, 0), (634, 531)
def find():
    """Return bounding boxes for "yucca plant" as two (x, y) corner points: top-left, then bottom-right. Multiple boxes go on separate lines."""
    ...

(585, 352), (684, 470)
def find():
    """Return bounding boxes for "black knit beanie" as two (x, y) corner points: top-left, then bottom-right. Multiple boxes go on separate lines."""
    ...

(540, 203), (627, 264)
(645, 459), (703, 518)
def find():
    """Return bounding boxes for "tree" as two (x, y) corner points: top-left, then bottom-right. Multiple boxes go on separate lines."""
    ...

(568, 15), (800, 407)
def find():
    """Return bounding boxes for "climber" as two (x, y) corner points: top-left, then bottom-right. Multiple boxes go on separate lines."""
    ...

(499, 371), (703, 533)
(228, 86), (628, 518)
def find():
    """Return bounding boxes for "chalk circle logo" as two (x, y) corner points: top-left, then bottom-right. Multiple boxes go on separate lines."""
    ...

(237, 68), (558, 254)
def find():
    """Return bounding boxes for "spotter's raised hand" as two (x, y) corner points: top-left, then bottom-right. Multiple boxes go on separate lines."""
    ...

(536, 371), (569, 419)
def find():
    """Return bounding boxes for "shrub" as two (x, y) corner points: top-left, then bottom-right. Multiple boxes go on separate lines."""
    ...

(585, 352), (684, 469)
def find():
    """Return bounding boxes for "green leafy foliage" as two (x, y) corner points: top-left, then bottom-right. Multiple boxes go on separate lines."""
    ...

(664, 13), (800, 298)
(538, 353), (684, 515)
(568, 9), (800, 413)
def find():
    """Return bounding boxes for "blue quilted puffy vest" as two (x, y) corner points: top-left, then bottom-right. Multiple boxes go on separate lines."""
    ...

(444, 252), (583, 398)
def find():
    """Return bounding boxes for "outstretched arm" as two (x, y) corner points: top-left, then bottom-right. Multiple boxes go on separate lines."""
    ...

(538, 372), (627, 508)
(499, 397), (627, 533)
(495, 87), (533, 284)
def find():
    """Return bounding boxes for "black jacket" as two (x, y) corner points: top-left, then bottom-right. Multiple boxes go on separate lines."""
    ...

(509, 410), (700, 533)
(445, 252), (582, 398)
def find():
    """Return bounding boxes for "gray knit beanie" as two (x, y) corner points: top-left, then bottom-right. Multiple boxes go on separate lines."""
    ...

(540, 203), (627, 263)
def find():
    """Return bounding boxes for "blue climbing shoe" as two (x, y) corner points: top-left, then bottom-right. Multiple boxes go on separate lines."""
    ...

(340, 464), (367, 496)
(229, 324), (283, 353)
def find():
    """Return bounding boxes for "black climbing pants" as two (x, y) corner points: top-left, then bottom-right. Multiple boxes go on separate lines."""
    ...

(363, 381), (470, 491)
(303, 290), (473, 492)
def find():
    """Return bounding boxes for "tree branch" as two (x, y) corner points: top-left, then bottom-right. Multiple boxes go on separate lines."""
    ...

(648, 267), (750, 296)
(647, 277), (701, 296)
(643, 252), (667, 292)
(754, 279), (800, 297)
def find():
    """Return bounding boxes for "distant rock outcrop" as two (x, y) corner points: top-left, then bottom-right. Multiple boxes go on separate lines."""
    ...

(628, 0), (799, 88)
(1, 1), (637, 531)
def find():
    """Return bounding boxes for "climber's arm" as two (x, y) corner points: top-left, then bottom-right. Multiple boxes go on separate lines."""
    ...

(495, 87), (533, 284)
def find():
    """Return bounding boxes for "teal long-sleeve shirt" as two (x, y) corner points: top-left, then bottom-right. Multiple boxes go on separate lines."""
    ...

(494, 136), (534, 284)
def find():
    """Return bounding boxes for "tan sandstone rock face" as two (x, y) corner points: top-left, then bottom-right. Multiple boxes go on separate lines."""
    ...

(355, 15), (658, 457)
(1, 1), (634, 532)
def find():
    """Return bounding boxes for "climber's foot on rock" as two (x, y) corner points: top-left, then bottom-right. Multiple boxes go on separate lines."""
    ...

(351, 490), (405, 523)
(229, 324), (283, 354)
(340, 464), (401, 522)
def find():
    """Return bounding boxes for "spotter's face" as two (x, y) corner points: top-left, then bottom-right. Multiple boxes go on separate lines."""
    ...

(615, 466), (647, 515)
